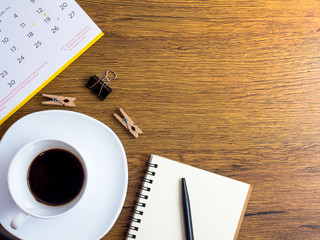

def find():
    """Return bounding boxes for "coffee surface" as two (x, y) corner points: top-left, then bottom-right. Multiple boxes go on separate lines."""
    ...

(28, 148), (85, 206)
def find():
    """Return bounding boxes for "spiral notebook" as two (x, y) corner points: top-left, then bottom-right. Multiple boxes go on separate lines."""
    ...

(126, 154), (252, 240)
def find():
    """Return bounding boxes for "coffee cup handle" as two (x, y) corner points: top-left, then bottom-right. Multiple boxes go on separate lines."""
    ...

(10, 211), (31, 229)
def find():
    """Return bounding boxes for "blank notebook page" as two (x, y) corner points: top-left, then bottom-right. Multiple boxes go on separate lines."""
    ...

(126, 154), (252, 240)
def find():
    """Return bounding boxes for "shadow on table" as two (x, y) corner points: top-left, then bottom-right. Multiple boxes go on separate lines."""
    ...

(0, 225), (18, 240)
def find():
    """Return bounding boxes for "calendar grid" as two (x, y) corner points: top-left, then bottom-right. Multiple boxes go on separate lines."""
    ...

(0, 0), (103, 125)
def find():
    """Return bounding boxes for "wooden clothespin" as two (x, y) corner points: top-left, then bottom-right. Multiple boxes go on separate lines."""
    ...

(42, 94), (76, 107)
(114, 108), (142, 138)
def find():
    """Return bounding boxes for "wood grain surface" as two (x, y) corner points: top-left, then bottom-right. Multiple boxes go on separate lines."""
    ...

(1, 0), (320, 239)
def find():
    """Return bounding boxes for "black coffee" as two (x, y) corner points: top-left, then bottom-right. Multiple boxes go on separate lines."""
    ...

(28, 148), (85, 206)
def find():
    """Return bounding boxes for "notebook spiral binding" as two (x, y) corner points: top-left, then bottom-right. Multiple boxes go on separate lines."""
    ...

(127, 162), (158, 239)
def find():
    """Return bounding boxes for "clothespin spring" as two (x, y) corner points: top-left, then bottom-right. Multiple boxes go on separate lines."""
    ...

(52, 98), (65, 106)
(123, 117), (130, 130)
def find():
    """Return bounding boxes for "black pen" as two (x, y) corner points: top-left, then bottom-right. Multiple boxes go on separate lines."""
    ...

(181, 178), (194, 240)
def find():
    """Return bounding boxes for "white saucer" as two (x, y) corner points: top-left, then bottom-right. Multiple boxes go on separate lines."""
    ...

(0, 110), (128, 240)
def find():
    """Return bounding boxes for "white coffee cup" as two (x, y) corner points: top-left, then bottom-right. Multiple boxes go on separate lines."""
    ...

(7, 138), (87, 230)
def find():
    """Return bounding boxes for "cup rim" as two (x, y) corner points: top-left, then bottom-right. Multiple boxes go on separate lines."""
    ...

(7, 138), (87, 219)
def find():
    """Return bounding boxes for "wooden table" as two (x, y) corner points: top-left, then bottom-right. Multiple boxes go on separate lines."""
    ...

(1, 0), (320, 239)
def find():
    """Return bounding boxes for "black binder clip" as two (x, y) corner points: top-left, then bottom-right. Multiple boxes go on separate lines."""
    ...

(86, 70), (117, 100)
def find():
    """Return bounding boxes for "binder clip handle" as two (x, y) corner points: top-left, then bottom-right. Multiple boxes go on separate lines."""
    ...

(99, 69), (117, 85)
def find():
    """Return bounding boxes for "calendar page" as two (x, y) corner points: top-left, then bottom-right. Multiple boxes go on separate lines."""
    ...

(0, 0), (103, 125)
